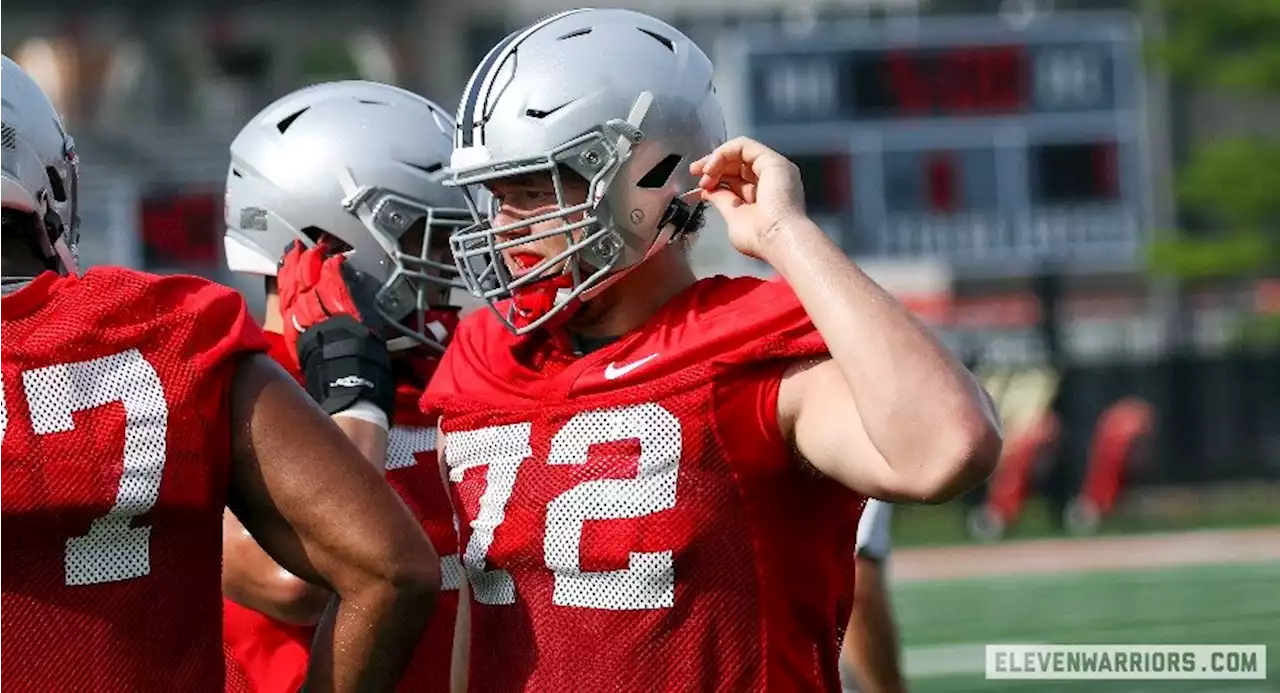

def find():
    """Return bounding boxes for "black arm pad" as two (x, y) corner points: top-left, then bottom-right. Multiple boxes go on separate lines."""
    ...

(295, 314), (395, 422)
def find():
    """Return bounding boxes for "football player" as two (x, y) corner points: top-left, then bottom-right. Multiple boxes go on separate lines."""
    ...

(0, 56), (439, 693)
(219, 81), (471, 693)
(427, 9), (1003, 691)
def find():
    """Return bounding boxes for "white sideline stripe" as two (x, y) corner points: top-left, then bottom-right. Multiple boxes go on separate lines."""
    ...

(903, 642), (1008, 678)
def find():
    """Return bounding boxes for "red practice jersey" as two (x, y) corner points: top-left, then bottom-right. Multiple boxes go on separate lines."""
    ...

(1, 268), (268, 693)
(222, 331), (460, 693)
(424, 276), (862, 692)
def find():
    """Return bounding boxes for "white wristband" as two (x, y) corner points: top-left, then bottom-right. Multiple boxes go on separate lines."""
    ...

(331, 399), (390, 432)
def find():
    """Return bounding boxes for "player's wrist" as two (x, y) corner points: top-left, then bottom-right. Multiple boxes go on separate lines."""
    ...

(758, 215), (840, 275)
(296, 315), (396, 423)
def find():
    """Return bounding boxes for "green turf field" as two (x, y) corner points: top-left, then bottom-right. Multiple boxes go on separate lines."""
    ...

(894, 562), (1279, 692)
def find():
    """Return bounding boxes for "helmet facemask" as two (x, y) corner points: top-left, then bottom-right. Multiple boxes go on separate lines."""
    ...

(335, 182), (471, 352)
(46, 138), (80, 274)
(448, 95), (654, 335)
(1, 126), (80, 277)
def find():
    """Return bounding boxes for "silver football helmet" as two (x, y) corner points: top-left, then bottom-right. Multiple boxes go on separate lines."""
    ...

(224, 80), (477, 350)
(447, 8), (726, 334)
(2, 55), (80, 276)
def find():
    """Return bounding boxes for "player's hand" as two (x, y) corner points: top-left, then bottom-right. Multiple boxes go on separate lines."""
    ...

(689, 137), (808, 260)
(277, 240), (383, 369)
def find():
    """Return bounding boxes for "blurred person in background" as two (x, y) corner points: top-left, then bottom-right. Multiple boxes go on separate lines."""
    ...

(219, 80), (474, 693)
(841, 500), (907, 693)
(1, 56), (439, 693)
(428, 8), (1002, 691)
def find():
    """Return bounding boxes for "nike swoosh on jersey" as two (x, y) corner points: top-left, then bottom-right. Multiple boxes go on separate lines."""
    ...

(603, 353), (660, 380)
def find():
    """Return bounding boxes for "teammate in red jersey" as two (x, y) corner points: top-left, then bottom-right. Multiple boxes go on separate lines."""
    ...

(219, 81), (475, 693)
(428, 9), (1003, 691)
(0, 57), (439, 693)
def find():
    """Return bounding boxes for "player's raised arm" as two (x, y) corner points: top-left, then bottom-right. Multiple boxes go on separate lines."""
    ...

(226, 353), (440, 692)
(693, 137), (1003, 503)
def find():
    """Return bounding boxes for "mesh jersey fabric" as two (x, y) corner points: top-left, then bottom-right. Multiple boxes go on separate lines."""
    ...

(222, 330), (460, 693)
(1, 268), (268, 693)
(424, 275), (864, 692)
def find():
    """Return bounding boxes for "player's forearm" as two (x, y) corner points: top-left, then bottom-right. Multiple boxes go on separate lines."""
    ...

(451, 577), (471, 693)
(764, 218), (1001, 501)
(223, 548), (331, 626)
(305, 576), (437, 693)
(223, 511), (332, 625)
(842, 561), (907, 693)
(843, 617), (907, 693)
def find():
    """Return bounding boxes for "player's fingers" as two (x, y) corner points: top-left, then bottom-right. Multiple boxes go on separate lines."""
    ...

(694, 146), (737, 186)
(689, 154), (709, 176)
(307, 292), (332, 320)
(719, 136), (795, 184)
(298, 243), (330, 287)
(276, 242), (312, 304)
(320, 252), (347, 278)
(695, 137), (780, 189)
(277, 240), (302, 276)
(701, 187), (745, 217)
(691, 144), (732, 174)
(714, 137), (775, 168)
(321, 254), (358, 316)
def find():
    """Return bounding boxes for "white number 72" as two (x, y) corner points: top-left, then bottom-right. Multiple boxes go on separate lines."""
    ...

(445, 402), (681, 611)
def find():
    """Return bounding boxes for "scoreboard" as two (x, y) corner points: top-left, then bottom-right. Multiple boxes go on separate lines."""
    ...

(738, 14), (1149, 276)
(140, 189), (222, 267)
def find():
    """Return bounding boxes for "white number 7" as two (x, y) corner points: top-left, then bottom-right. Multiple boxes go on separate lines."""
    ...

(2, 350), (170, 586)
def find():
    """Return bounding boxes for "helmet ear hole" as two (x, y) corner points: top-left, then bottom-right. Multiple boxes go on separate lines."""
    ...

(636, 154), (682, 190)
(299, 226), (352, 254)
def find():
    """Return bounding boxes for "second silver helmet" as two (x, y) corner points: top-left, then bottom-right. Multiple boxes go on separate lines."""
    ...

(224, 80), (474, 350)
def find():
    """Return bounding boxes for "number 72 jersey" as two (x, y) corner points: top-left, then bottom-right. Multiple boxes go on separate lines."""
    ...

(1, 268), (268, 693)
(425, 276), (862, 693)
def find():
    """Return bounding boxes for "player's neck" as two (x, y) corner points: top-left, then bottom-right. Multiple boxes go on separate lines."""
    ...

(566, 246), (696, 340)
(262, 292), (284, 334)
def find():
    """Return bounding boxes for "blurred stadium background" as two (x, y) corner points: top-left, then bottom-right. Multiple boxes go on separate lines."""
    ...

(6, 0), (1277, 688)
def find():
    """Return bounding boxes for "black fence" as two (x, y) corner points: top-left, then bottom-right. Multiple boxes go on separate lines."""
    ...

(1051, 349), (1280, 490)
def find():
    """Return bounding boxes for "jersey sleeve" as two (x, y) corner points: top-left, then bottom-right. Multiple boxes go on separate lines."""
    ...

(698, 278), (828, 451)
(168, 275), (270, 371)
(710, 278), (828, 367)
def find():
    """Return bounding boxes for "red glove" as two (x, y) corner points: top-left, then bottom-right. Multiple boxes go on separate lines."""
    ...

(277, 240), (383, 369)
